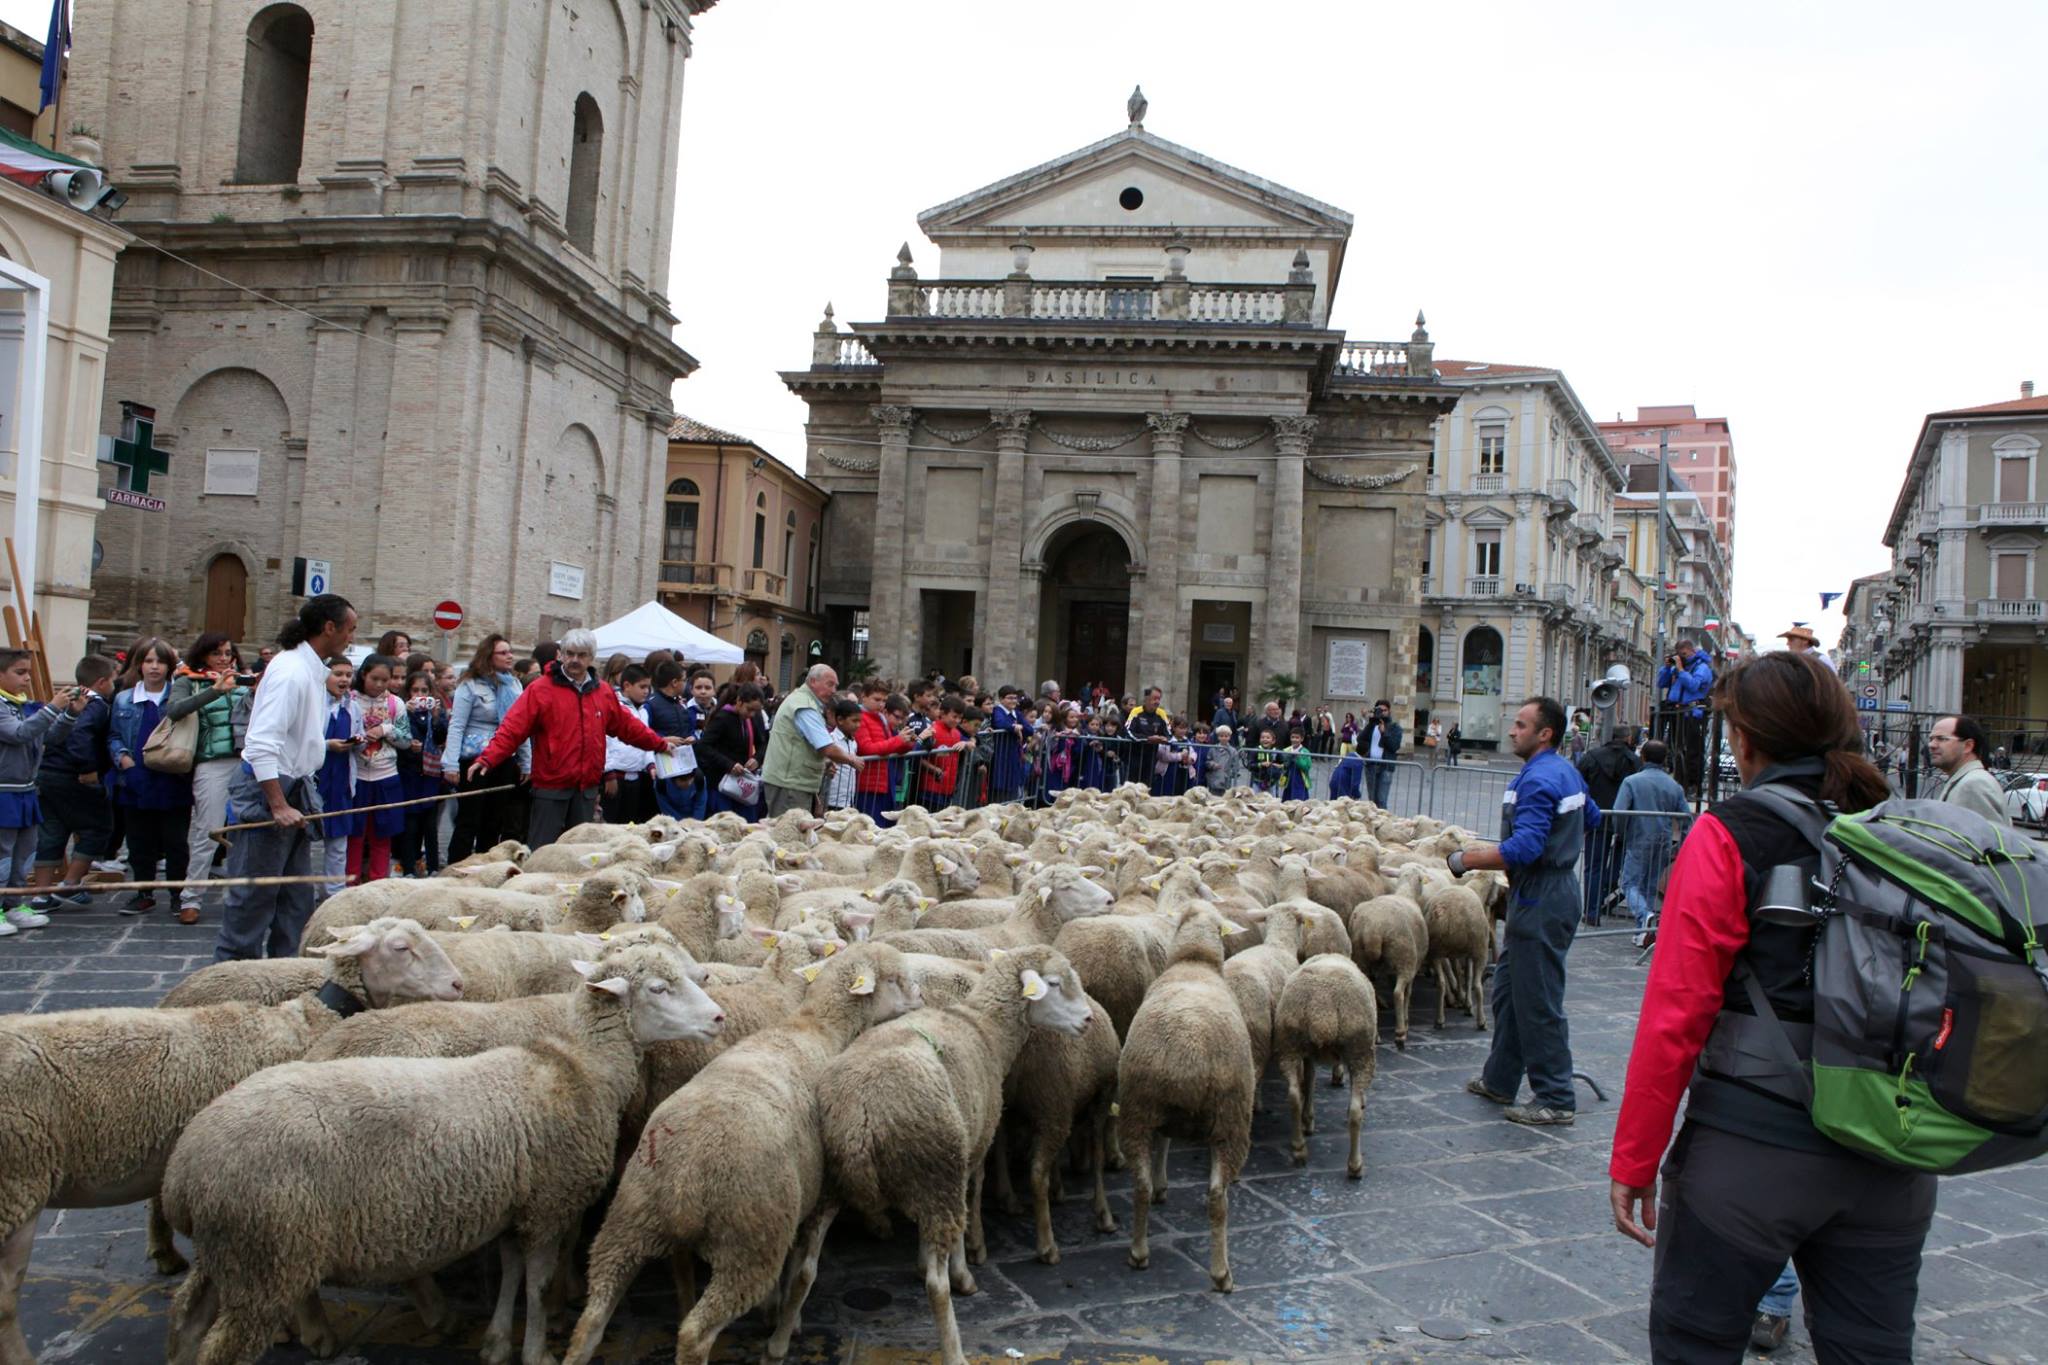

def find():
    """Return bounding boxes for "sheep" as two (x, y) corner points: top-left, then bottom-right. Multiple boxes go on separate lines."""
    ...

(1421, 877), (1491, 1031)
(1347, 879), (1431, 1049)
(166, 926), (610, 1008)
(1221, 903), (1306, 1091)
(782, 838), (980, 911)
(989, 989), (1120, 1263)
(1272, 953), (1379, 1177)
(0, 919), (461, 1365)
(811, 945), (1094, 1365)
(444, 840), (529, 873)
(519, 836), (678, 876)
(559, 945), (923, 1365)
(1117, 904), (1255, 1293)
(162, 940), (724, 1365)
(876, 865), (1113, 962)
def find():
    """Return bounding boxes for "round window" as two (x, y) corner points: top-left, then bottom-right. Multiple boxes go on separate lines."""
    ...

(1119, 186), (1144, 211)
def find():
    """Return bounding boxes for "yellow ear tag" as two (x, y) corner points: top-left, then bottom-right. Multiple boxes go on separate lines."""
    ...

(821, 940), (838, 956)
(797, 963), (824, 983)
(987, 947), (1009, 963)
(563, 883), (581, 894)
(763, 932), (781, 949)
(1019, 970), (1049, 1001)
(598, 931), (613, 941)
(848, 970), (875, 996)
(585, 853), (603, 867)
(451, 915), (477, 930)
(918, 896), (933, 910)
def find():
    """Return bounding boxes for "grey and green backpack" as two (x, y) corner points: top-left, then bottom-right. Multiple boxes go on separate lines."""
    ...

(1742, 792), (2048, 1174)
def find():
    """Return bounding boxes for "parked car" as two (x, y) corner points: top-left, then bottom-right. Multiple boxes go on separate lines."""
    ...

(1998, 769), (2048, 828)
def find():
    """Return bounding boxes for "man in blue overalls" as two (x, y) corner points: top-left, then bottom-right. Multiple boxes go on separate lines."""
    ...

(1448, 696), (1599, 1126)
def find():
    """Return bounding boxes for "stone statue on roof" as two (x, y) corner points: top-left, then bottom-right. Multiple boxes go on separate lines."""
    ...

(1128, 85), (1147, 128)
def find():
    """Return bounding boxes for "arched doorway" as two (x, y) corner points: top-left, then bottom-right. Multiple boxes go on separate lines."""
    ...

(204, 555), (248, 639)
(1037, 523), (1132, 697)
(1459, 626), (1504, 744)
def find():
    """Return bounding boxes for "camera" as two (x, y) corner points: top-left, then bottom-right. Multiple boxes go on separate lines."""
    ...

(234, 672), (259, 686)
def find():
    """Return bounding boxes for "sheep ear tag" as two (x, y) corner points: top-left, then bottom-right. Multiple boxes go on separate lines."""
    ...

(1019, 970), (1049, 1001)
(450, 915), (478, 930)
(917, 896), (933, 910)
(987, 947), (1009, 963)
(796, 963), (825, 983)
(933, 857), (956, 875)
(585, 853), (604, 867)
(847, 970), (875, 996)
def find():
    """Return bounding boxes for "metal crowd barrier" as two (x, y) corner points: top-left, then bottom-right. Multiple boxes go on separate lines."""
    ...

(1581, 806), (1693, 930)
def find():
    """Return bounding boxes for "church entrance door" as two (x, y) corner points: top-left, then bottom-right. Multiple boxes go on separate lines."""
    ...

(1036, 523), (1132, 698)
(204, 555), (247, 640)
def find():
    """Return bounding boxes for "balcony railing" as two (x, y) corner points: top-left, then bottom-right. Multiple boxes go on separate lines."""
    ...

(1543, 582), (1575, 607)
(1473, 472), (1506, 493)
(1978, 502), (2048, 525)
(1976, 598), (2045, 621)
(1419, 573), (1436, 596)
(1187, 284), (1288, 324)
(895, 277), (1301, 325)
(742, 568), (788, 602)
(658, 561), (727, 591)
(1467, 575), (1502, 596)
(1572, 512), (1608, 543)
(1546, 479), (1577, 514)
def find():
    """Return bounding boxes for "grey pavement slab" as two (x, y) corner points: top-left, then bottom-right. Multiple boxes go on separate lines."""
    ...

(4, 901), (2046, 1362)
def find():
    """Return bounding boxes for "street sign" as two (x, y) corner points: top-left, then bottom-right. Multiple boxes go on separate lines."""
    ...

(305, 559), (330, 596)
(1885, 700), (1910, 712)
(433, 600), (464, 632)
(103, 487), (166, 512)
(1856, 696), (1879, 712)
(1861, 683), (1879, 699)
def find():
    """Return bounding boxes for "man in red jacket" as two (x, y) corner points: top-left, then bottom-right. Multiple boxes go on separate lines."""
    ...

(470, 629), (678, 847)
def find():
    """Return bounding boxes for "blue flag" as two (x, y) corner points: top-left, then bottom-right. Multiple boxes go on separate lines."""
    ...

(38, 0), (68, 113)
(1819, 591), (1843, 611)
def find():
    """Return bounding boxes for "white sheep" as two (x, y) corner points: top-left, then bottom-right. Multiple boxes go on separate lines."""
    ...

(161, 940), (724, 1365)
(877, 866), (1113, 961)
(1272, 953), (1379, 1177)
(559, 944), (923, 1365)
(1117, 904), (1255, 1293)
(812, 945), (1094, 1365)
(0, 919), (461, 1364)
(1422, 878), (1491, 1031)
(1347, 871), (1431, 1049)
(1221, 902), (1306, 1092)
(990, 988), (1120, 1263)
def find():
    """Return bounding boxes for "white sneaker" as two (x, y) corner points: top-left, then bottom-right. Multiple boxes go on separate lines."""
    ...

(3, 906), (49, 929)
(92, 859), (127, 874)
(0, 916), (15, 936)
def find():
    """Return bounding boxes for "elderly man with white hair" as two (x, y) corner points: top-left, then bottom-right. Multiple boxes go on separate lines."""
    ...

(471, 628), (680, 847)
(760, 662), (858, 818)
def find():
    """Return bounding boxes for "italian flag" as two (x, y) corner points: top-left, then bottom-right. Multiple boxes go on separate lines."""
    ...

(1703, 617), (1722, 630)
(0, 126), (95, 190)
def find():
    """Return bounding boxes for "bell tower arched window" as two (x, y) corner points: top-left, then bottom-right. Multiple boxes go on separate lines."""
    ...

(236, 5), (314, 184)
(566, 93), (603, 255)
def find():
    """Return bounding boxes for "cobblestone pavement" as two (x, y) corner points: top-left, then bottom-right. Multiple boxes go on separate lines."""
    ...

(5, 900), (2048, 1363)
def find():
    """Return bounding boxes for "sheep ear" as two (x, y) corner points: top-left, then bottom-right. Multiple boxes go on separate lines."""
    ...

(987, 947), (1009, 963)
(796, 963), (825, 983)
(449, 915), (478, 930)
(563, 883), (582, 894)
(571, 959), (600, 978)
(1143, 875), (1162, 891)
(917, 896), (933, 910)
(933, 856), (957, 875)
(584, 975), (631, 999)
(746, 926), (780, 946)
(819, 939), (839, 956)
(847, 970), (876, 996)
(585, 853), (604, 867)
(310, 931), (377, 959)
(1018, 969), (1049, 1001)
(611, 889), (629, 905)
(842, 910), (875, 934)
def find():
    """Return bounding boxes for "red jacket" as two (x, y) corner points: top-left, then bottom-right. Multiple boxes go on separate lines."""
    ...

(1609, 813), (1751, 1187)
(478, 668), (666, 791)
(854, 708), (914, 794)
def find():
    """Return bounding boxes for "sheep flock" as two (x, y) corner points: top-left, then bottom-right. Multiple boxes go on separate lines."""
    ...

(0, 784), (1510, 1365)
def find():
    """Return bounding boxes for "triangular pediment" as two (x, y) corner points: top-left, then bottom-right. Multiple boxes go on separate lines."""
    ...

(917, 128), (1352, 241)
(1463, 505), (1514, 528)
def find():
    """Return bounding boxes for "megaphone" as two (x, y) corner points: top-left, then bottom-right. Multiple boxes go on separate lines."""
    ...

(44, 168), (105, 209)
(1590, 664), (1631, 711)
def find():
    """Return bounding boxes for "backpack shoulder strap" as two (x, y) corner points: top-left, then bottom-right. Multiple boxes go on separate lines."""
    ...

(1739, 784), (1832, 853)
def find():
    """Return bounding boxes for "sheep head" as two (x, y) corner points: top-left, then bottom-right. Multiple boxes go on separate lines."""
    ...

(928, 848), (982, 898)
(710, 892), (749, 940)
(578, 869), (648, 925)
(798, 942), (922, 1021)
(313, 917), (464, 1006)
(986, 944), (1091, 1036)
(1038, 864), (1114, 923)
(574, 943), (723, 1045)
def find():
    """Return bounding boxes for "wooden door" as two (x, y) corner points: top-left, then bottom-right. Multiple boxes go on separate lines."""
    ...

(1067, 601), (1127, 696)
(204, 555), (247, 639)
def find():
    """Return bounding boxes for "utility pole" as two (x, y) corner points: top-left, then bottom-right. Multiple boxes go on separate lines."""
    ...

(1653, 427), (1671, 669)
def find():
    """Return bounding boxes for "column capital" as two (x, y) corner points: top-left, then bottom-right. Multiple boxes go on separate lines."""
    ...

(1146, 411), (1191, 437)
(990, 407), (1034, 434)
(1271, 414), (1319, 451)
(870, 404), (916, 437)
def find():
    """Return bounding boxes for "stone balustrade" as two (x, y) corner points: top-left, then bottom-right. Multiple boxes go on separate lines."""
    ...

(1467, 575), (1502, 596)
(1977, 502), (2048, 526)
(1975, 598), (2045, 621)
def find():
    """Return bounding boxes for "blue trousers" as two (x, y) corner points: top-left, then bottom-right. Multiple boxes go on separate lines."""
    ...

(215, 772), (316, 961)
(1758, 1264), (1799, 1317)
(1481, 872), (1580, 1110)
(1365, 760), (1395, 807)
(1582, 832), (1608, 923)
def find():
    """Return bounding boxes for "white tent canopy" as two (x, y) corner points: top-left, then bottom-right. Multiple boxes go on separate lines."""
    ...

(590, 600), (744, 664)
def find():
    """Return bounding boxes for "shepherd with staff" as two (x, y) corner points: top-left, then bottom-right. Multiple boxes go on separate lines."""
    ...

(215, 594), (358, 962)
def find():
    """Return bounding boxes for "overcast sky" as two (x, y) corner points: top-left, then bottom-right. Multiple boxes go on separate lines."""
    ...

(16, 0), (2043, 646)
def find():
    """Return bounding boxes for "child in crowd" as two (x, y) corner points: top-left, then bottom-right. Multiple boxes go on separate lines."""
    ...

(315, 657), (357, 900)
(1204, 724), (1241, 793)
(952, 705), (988, 810)
(27, 655), (117, 912)
(645, 662), (699, 821)
(822, 698), (864, 811)
(603, 665), (657, 824)
(345, 655), (413, 886)
(854, 684), (916, 820)
(1157, 718), (1198, 798)
(107, 638), (191, 916)
(0, 650), (91, 932)
(1250, 726), (1284, 796)
(393, 669), (444, 876)
(1282, 727), (1314, 801)
(988, 685), (1030, 804)
(918, 695), (965, 807)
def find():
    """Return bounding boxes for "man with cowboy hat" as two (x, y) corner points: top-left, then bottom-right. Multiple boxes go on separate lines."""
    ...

(1778, 624), (1836, 671)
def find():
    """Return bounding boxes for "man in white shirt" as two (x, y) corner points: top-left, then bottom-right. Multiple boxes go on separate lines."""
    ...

(216, 595), (358, 961)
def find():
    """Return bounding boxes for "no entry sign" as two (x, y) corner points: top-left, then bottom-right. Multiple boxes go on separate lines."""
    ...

(433, 600), (464, 632)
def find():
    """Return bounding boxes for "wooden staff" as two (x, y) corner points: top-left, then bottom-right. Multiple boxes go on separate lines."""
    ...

(0, 874), (341, 897)
(211, 783), (500, 838)
(3, 538), (53, 698)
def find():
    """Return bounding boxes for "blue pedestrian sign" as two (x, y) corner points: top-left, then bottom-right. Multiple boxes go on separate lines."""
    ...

(1856, 696), (1878, 712)
(291, 557), (332, 597)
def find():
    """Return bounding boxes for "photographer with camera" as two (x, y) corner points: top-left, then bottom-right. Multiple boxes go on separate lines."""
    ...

(165, 633), (256, 925)
(1656, 640), (1715, 797)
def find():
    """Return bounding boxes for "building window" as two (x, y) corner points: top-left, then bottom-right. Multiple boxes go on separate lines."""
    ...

(1478, 423), (1506, 475)
(663, 478), (699, 582)
(1994, 435), (2038, 503)
(779, 633), (798, 691)
(1993, 550), (2030, 601)
(806, 527), (820, 614)
(1417, 626), (1435, 695)
(752, 493), (767, 569)
(566, 93), (603, 254)
(1474, 528), (1503, 578)
(782, 510), (797, 581)
(235, 5), (314, 184)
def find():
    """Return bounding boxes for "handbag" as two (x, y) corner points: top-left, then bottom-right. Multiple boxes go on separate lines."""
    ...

(717, 708), (761, 805)
(142, 703), (199, 774)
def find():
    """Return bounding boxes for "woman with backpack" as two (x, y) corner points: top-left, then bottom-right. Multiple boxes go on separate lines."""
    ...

(1608, 650), (1931, 1362)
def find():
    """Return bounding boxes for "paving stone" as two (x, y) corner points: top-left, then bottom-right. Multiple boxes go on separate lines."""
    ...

(1940, 1178), (2048, 1234)
(1950, 1232), (2048, 1285)
(1244, 1164), (1462, 1217)
(1913, 1250), (2044, 1313)
(1458, 1185), (1615, 1241)
(1488, 1319), (1632, 1361)
(998, 1238), (1215, 1308)
(1502, 1235), (1651, 1309)
(1075, 1290), (1286, 1356)
(1225, 1275), (1411, 1359)
(1920, 1301), (2048, 1364)
(1354, 1250), (1609, 1328)
(1317, 1199), (1528, 1269)
(1428, 1155), (1583, 1198)
(1171, 1218), (1362, 1290)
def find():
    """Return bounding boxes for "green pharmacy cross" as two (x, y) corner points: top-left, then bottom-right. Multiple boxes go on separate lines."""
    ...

(99, 412), (168, 494)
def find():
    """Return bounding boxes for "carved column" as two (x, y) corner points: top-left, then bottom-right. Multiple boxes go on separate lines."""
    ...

(867, 404), (916, 677)
(1140, 411), (1190, 705)
(1267, 415), (1316, 690)
(981, 407), (1032, 684)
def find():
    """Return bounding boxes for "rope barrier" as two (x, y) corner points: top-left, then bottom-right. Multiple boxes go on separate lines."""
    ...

(0, 874), (343, 897)
(210, 784), (500, 838)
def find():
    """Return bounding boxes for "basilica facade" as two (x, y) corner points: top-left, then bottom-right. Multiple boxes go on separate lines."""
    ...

(786, 112), (1456, 719)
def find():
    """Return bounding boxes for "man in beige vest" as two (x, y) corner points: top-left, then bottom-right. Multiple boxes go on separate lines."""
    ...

(1927, 714), (2010, 828)
(760, 664), (857, 818)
